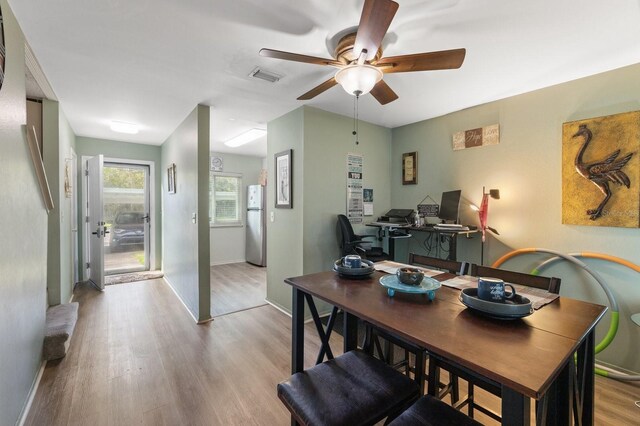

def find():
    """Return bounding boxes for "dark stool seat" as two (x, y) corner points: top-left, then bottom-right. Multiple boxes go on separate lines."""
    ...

(388, 395), (482, 426)
(277, 349), (420, 426)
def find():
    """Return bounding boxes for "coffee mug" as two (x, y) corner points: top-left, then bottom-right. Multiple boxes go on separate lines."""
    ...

(477, 277), (516, 303)
(343, 255), (362, 268)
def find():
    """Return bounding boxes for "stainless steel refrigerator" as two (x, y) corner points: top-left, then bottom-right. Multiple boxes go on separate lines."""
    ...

(246, 185), (266, 266)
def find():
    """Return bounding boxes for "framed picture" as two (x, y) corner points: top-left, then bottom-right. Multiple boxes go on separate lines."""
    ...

(167, 163), (176, 194)
(275, 149), (292, 208)
(402, 152), (417, 185)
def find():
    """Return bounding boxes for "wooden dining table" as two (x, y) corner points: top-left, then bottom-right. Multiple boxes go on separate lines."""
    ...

(284, 269), (607, 426)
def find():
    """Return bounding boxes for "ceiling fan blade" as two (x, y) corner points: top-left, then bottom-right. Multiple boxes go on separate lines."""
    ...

(370, 80), (398, 105)
(260, 48), (343, 67)
(377, 48), (466, 73)
(354, 0), (399, 61)
(297, 77), (338, 100)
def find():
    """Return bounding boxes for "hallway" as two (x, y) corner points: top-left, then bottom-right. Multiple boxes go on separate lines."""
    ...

(210, 262), (266, 317)
(26, 280), (315, 425)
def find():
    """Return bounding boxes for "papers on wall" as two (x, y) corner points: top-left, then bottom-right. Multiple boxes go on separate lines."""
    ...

(363, 188), (373, 216)
(347, 153), (363, 223)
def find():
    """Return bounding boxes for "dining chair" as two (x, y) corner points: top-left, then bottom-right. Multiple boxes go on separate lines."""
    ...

(408, 253), (471, 277)
(432, 264), (562, 422)
(368, 254), (471, 397)
(388, 395), (482, 426)
(277, 349), (420, 426)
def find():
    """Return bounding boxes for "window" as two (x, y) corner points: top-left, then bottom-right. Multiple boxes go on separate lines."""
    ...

(210, 173), (242, 226)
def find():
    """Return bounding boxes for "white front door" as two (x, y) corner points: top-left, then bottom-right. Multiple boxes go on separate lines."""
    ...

(103, 163), (151, 274)
(87, 155), (105, 290)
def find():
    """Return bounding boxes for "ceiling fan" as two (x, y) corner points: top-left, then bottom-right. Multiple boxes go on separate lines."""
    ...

(259, 0), (466, 105)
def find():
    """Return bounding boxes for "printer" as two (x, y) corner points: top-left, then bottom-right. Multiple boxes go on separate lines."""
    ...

(378, 209), (415, 224)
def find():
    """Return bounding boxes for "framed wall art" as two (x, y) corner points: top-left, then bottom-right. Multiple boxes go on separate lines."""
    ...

(167, 163), (176, 194)
(562, 111), (639, 227)
(275, 149), (292, 208)
(402, 152), (417, 185)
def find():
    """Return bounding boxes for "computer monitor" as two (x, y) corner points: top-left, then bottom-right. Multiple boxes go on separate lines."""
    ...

(439, 190), (462, 223)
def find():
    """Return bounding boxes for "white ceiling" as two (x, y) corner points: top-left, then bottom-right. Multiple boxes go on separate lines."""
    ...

(10, 0), (640, 158)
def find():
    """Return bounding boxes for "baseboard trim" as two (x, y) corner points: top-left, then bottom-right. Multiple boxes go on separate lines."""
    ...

(596, 359), (640, 376)
(265, 298), (291, 317)
(162, 276), (199, 324)
(17, 359), (46, 426)
(265, 298), (333, 323)
(210, 259), (249, 266)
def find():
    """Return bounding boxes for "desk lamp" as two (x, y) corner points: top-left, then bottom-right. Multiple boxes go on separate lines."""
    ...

(470, 187), (500, 264)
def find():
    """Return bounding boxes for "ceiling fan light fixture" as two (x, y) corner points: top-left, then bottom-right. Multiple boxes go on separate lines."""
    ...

(335, 64), (382, 97)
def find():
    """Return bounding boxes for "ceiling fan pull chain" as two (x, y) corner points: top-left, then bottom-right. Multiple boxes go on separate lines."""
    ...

(352, 95), (359, 145)
(356, 95), (359, 145)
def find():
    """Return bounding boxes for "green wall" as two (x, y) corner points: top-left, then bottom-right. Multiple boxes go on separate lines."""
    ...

(75, 136), (162, 273)
(303, 107), (392, 272)
(43, 100), (76, 305)
(391, 63), (640, 373)
(161, 105), (211, 322)
(266, 107), (304, 313)
(266, 106), (392, 314)
(0, 1), (48, 423)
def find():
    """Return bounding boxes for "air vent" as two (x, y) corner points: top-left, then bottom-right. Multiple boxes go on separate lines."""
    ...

(249, 67), (282, 83)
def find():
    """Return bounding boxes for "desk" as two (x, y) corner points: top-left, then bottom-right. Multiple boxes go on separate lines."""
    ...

(409, 226), (478, 261)
(367, 223), (478, 261)
(365, 222), (412, 260)
(285, 270), (606, 425)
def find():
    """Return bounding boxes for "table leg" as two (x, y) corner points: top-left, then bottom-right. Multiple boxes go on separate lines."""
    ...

(502, 387), (531, 426)
(539, 357), (572, 426)
(414, 350), (426, 395)
(343, 312), (358, 352)
(449, 234), (458, 261)
(427, 356), (439, 397)
(292, 288), (304, 374)
(575, 329), (595, 425)
(389, 235), (396, 261)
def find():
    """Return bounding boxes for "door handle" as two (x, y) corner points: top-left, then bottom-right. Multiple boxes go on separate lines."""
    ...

(142, 214), (150, 223)
(92, 225), (109, 237)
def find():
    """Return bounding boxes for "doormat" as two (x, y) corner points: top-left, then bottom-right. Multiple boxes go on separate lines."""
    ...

(105, 270), (164, 286)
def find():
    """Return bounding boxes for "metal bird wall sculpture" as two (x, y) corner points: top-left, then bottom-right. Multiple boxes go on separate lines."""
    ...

(572, 124), (634, 220)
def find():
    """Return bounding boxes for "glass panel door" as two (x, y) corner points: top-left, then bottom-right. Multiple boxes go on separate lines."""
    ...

(103, 163), (150, 275)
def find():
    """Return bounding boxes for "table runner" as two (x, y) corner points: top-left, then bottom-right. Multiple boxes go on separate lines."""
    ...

(374, 260), (559, 309)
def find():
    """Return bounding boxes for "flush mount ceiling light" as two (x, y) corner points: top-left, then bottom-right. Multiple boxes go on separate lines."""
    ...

(110, 121), (139, 134)
(224, 128), (267, 147)
(335, 64), (382, 97)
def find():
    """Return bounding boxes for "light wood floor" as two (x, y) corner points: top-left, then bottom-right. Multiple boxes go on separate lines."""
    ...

(210, 262), (267, 317)
(26, 279), (639, 425)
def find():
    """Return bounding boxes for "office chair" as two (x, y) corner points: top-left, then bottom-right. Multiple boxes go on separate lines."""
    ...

(336, 214), (390, 262)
